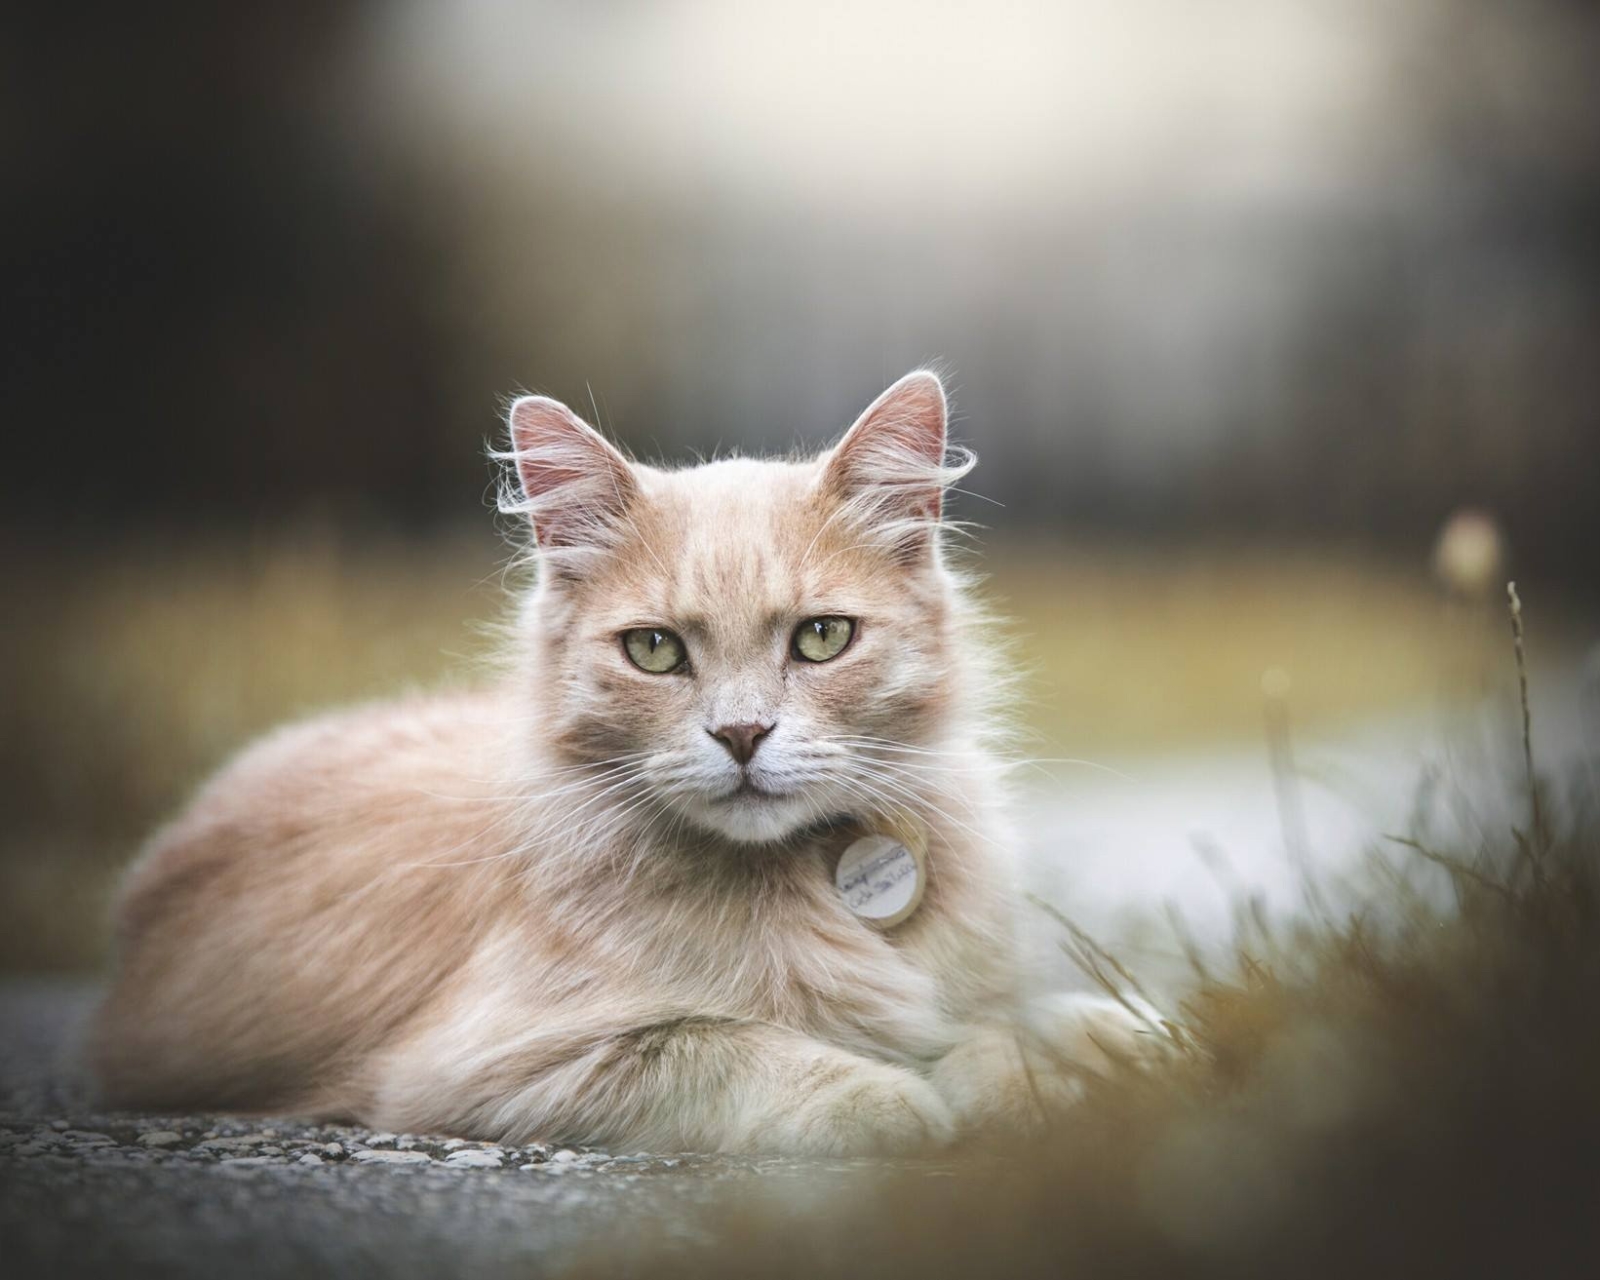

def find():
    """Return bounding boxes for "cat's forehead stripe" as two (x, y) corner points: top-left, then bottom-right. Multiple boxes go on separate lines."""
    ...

(639, 458), (821, 621)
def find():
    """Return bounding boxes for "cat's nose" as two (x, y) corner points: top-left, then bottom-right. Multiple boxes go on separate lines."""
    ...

(708, 721), (774, 766)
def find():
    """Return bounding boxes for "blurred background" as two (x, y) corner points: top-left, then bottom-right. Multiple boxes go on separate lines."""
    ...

(3, 0), (1598, 972)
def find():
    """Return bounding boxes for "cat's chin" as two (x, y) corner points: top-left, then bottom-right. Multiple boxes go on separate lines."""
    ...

(679, 792), (818, 846)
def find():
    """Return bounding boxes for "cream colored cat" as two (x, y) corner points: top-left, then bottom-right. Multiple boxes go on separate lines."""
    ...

(89, 371), (1139, 1154)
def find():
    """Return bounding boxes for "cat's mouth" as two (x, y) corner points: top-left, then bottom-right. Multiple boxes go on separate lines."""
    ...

(687, 777), (818, 843)
(718, 777), (793, 802)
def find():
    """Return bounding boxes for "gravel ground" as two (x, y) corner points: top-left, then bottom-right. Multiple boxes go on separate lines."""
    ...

(0, 982), (916, 1280)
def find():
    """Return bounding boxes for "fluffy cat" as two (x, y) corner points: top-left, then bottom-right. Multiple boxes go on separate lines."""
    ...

(88, 371), (1137, 1153)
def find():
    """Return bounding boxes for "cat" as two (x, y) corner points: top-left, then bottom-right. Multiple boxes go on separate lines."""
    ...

(88, 370), (1143, 1154)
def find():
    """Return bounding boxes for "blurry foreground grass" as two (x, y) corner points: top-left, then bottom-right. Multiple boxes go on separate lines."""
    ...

(0, 530), (1578, 973)
(575, 760), (1600, 1279)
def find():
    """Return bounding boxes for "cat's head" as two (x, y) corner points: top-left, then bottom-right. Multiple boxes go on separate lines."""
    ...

(501, 371), (978, 845)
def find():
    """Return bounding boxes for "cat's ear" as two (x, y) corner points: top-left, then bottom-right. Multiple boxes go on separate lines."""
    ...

(503, 395), (638, 554)
(820, 370), (971, 556)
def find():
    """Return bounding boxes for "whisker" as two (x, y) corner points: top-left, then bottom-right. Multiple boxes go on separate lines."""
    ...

(820, 735), (1140, 784)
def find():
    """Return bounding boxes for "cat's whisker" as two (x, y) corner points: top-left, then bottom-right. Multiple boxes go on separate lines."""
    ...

(394, 771), (656, 873)
(412, 766), (647, 808)
(817, 735), (986, 758)
(843, 757), (982, 811)
(415, 766), (664, 881)
(438, 751), (659, 793)
(840, 763), (1006, 855)
(822, 734), (1139, 784)
(344, 808), (543, 889)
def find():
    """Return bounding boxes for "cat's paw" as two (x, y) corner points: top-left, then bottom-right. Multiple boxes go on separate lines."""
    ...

(740, 1056), (956, 1156)
(1026, 991), (1166, 1073)
(930, 1025), (1077, 1138)
(933, 999), (1168, 1141)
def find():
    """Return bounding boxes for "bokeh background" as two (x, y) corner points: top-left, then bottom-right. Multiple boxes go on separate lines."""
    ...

(4, 0), (1598, 972)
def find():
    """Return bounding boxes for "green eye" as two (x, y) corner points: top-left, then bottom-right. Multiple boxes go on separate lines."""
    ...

(792, 616), (855, 663)
(622, 628), (688, 674)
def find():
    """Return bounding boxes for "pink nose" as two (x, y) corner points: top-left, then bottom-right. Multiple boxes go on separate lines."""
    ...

(709, 721), (773, 765)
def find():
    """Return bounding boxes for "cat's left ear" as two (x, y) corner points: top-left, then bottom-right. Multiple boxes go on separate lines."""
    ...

(820, 370), (971, 554)
(503, 395), (639, 559)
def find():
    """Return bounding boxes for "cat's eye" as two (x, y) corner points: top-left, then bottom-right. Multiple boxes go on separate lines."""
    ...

(792, 616), (855, 663)
(622, 628), (688, 674)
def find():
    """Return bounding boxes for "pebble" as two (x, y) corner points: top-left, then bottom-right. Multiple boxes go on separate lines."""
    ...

(297, 1154), (325, 1167)
(550, 1149), (579, 1164)
(443, 1149), (503, 1169)
(138, 1131), (184, 1148)
(196, 1138), (261, 1153)
(351, 1149), (433, 1166)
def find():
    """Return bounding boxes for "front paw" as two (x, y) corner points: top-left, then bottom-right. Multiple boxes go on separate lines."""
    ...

(931, 1026), (1078, 1138)
(1025, 991), (1166, 1073)
(934, 999), (1166, 1140)
(740, 1057), (957, 1156)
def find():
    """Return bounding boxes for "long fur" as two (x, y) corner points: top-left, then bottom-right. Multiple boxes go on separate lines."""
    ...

(87, 371), (1127, 1154)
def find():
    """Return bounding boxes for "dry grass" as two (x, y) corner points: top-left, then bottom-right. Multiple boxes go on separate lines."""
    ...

(0, 530), (1572, 972)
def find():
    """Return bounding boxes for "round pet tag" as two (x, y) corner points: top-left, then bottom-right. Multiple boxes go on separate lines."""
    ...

(835, 833), (926, 928)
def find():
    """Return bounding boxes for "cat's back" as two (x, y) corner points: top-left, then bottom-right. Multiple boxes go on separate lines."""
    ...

(113, 689), (514, 913)
(90, 689), (525, 1111)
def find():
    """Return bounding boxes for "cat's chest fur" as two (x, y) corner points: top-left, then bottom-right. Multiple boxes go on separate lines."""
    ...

(521, 830), (975, 1063)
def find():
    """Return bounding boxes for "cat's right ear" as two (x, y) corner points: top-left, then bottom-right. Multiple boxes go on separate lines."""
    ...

(503, 395), (639, 553)
(818, 370), (974, 562)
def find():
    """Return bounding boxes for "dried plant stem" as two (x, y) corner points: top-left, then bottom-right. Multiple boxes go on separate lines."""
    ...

(1262, 673), (1329, 920)
(1024, 892), (1166, 1039)
(1384, 834), (1515, 902)
(1507, 581), (1547, 858)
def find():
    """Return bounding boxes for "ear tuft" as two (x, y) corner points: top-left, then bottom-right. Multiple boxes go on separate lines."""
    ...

(498, 395), (638, 558)
(820, 370), (972, 557)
